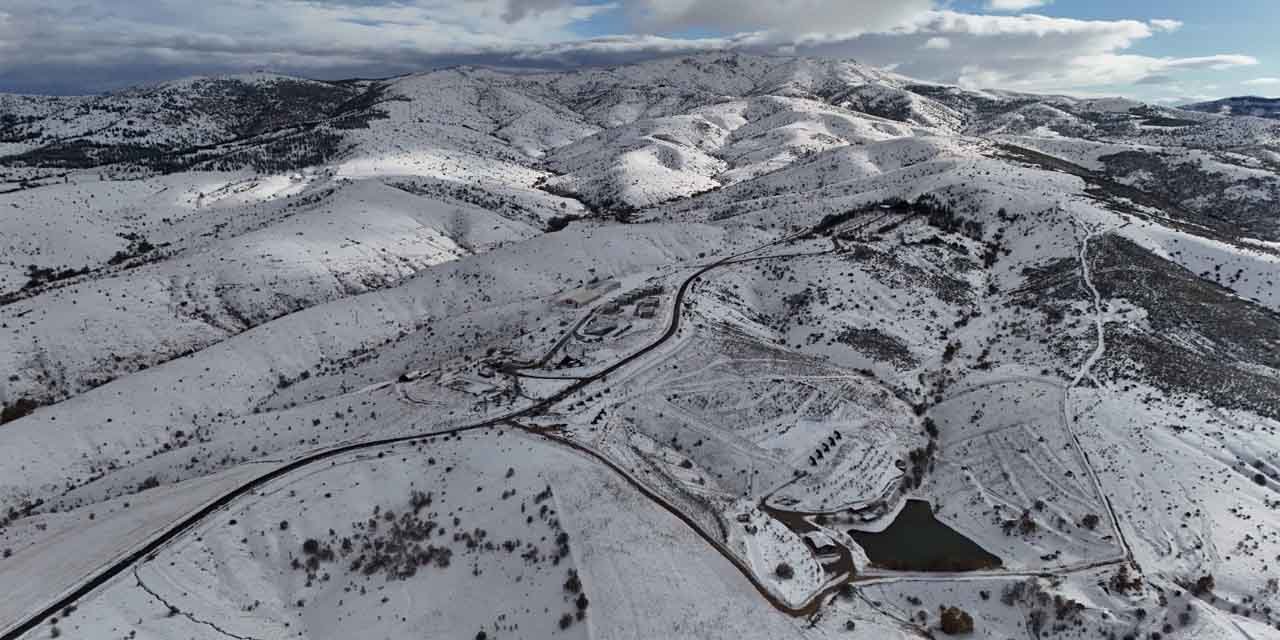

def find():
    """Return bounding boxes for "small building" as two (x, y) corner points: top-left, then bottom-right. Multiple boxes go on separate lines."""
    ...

(635, 298), (660, 318)
(557, 279), (621, 308)
(558, 288), (601, 308)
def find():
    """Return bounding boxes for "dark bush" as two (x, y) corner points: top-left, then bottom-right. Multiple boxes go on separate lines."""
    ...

(0, 398), (39, 425)
(942, 341), (960, 363)
(564, 570), (582, 594)
(775, 562), (794, 580)
(546, 216), (574, 232)
(924, 418), (939, 438)
(940, 606), (974, 635)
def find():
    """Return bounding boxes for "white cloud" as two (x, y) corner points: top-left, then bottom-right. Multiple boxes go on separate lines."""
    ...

(1243, 77), (1280, 86)
(1162, 54), (1258, 71)
(984, 0), (1049, 12)
(790, 11), (1257, 94)
(922, 37), (950, 50)
(1151, 94), (1213, 105)
(1149, 19), (1183, 32)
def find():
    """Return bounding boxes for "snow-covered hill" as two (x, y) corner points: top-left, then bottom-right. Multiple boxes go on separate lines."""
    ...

(1183, 95), (1280, 120)
(2, 53), (1279, 640)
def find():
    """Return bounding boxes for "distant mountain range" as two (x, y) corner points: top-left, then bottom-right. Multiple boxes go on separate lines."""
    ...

(1182, 95), (1280, 120)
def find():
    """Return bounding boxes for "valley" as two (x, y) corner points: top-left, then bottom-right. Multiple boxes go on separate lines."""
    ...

(2, 53), (1279, 639)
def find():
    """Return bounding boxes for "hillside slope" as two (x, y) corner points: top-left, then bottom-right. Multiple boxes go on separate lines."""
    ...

(2, 53), (1279, 640)
(1183, 95), (1280, 120)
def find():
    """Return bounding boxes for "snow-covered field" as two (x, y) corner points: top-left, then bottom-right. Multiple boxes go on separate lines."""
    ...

(3, 53), (1280, 639)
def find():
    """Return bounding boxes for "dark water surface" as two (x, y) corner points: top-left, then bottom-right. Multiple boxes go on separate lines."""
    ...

(849, 499), (1002, 571)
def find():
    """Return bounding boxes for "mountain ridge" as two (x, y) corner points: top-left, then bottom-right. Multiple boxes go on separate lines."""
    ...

(2, 51), (1279, 640)
(1183, 94), (1280, 120)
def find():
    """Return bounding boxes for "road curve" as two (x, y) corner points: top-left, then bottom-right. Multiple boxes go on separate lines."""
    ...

(4, 208), (1093, 638)
(0, 223), (822, 639)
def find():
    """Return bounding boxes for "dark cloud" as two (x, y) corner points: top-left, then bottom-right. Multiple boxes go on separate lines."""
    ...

(1135, 74), (1176, 86)
(500, 0), (578, 24)
(632, 0), (932, 35)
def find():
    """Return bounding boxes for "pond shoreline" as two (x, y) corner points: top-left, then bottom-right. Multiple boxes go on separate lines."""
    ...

(848, 499), (1002, 572)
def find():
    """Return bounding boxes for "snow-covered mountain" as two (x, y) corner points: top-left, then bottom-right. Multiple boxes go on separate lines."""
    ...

(2, 53), (1279, 640)
(1183, 95), (1280, 120)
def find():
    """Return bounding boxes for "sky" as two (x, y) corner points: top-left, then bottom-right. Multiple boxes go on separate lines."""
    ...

(0, 0), (1276, 103)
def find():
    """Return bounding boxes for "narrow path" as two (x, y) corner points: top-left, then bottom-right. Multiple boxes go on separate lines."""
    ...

(132, 569), (261, 640)
(1070, 227), (1107, 389)
(1060, 221), (1132, 563)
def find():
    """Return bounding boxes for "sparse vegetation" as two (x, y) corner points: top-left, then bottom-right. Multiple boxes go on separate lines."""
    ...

(939, 606), (974, 635)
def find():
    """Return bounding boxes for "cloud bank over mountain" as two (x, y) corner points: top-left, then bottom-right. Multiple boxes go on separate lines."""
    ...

(0, 0), (1260, 95)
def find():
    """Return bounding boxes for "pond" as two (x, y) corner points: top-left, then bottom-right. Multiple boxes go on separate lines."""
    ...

(848, 499), (1001, 572)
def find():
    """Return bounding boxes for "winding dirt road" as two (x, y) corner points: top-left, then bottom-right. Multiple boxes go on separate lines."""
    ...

(0, 218), (829, 639)
(0, 209), (1131, 640)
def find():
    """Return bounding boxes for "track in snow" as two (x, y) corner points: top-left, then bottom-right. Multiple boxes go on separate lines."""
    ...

(0, 222), (823, 639)
(0, 211), (1135, 639)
